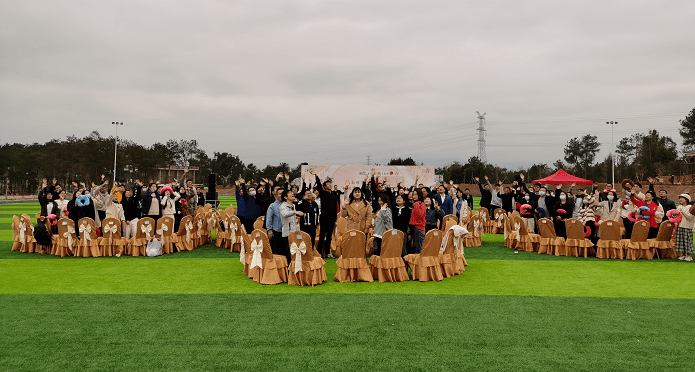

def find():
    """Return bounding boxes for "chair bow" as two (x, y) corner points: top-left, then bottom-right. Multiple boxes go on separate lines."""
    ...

(229, 222), (238, 244)
(473, 220), (478, 237)
(514, 222), (521, 241)
(497, 214), (504, 228)
(63, 225), (75, 252)
(239, 235), (246, 265)
(18, 221), (26, 244)
(207, 216), (216, 234)
(79, 223), (92, 248)
(103, 223), (118, 245)
(249, 240), (263, 269)
(197, 220), (203, 238)
(185, 221), (193, 243)
(141, 224), (153, 241)
(290, 241), (307, 274)
(156, 223), (169, 237)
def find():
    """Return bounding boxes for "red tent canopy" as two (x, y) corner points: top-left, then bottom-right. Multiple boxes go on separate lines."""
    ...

(532, 169), (593, 185)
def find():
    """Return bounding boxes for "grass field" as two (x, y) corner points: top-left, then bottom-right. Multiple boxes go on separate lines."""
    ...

(1, 198), (694, 371)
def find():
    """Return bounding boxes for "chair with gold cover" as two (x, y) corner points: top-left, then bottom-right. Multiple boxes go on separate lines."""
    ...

(334, 230), (373, 283)
(241, 227), (254, 276)
(130, 217), (155, 257)
(331, 217), (348, 257)
(565, 218), (595, 258)
(252, 216), (265, 231)
(155, 216), (176, 254)
(247, 229), (288, 284)
(514, 214), (541, 252)
(477, 207), (493, 234)
(12, 215), (35, 253)
(227, 215), (244, 253)
(224, 206), (236, 216)
(493, 208), (506, 234)
(98, 217), (127, 257)
(441, 214), (458, 232)
(214, 210), (229, 248)
(174, 215), (195, 252)
(439, 226), (467, 278)
(621, 220), (650, 260)
(596, 220), (622, 259)
(369, 229), (409, 282)
(52, 218), (76, 257)
(288, 230), (327, 286)
(649, 221), (676, 259)
(503, 213), (516, 249)
(537, 218), (565, 256)
(405, 229), (444, 282)
(75, 217), (100, 257)
(464, 213), (483, 247)
(193, 212), (208, 247)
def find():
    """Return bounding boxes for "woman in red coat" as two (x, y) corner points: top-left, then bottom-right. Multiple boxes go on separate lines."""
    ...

(409, 188), (426, 253)
(630, 190), (659, 238)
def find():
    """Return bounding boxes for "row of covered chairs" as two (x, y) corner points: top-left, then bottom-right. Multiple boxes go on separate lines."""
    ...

(502, 211), (676, 260)
(10, 205), (216, 257)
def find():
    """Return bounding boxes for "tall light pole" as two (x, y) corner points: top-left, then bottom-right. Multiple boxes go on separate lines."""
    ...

(606, 121), (618, 187)
(112, 122), (123, 185)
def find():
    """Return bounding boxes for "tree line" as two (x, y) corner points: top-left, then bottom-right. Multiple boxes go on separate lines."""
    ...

(2, 108), (694, 194)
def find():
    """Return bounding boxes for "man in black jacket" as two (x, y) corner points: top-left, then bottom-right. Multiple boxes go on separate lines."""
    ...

(475, 177), (492, 211)
(312, 170), (341, 258)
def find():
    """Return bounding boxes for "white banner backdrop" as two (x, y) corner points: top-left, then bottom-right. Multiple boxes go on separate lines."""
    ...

(300, 165), (436, 190)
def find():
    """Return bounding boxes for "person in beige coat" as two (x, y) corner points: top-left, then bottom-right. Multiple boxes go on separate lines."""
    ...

(340, 187), (373, 234)
(673, 194), (695, 261)
(591, 189), (621, 222)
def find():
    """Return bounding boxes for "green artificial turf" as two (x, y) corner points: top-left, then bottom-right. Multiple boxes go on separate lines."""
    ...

(1, 252), (693, 298)
(1, 294), (693, 371)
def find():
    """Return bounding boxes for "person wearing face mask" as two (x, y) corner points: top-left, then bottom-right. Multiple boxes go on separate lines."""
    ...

(630, 190), (660, 238)
(577, 194), (598, 244)
(591, 189), (621, 223)
(552, 190), (573, 238)
(234, 178), (248, 227)
(311, 171), (342, 258)
(515, 189), (537, 233)
(519, 174), (560, 226)
(620, 182), (645, 238)
(279, 189), (302, 264)
(238, 178), (261, 234)
(296, 190), (320, 250)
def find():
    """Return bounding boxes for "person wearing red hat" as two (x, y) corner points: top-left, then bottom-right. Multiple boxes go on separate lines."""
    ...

(160, 186), (181, 218)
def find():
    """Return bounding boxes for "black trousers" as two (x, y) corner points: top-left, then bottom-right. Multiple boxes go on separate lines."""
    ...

(269, 230), (283, 256)
(622, 217), (634, 239)
(317, 218), (335, 257)
(300, 224), (317, 250)
(243, 217), (255, 234)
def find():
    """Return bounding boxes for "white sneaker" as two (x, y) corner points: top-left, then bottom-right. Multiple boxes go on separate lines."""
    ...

(115, 254), (121, 258)
(685, 256), (693, 262)
(678, 256), (686, 261)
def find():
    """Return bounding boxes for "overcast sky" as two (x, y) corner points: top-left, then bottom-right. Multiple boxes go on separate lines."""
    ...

(2, 1), (694, 169)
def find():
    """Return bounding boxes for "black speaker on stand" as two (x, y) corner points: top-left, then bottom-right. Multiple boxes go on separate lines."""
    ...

(206, 173), (218, 208)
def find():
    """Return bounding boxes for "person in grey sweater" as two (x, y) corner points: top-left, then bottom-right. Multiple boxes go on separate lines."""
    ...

(280, 189), (302, 264)
(372, 194), (393, 256)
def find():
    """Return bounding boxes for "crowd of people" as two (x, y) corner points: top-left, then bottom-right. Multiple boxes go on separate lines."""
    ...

(37, 171), (206, 240)
(33, 169), (694, 263)
(474, 174), (694, 261)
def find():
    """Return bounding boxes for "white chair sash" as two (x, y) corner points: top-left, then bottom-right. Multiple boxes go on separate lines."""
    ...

(207, 216), (216, 234)
(514, 222), (521, 241)
(197, 220), (203, 238)
(497, 214), (505, 228)
(79, 223), (92, 248)
(229, 222), (238, 244)
(185, 221), (193, 243)
(103, 223), (118, 246)
(64, 226), (75, 251)
(249, 240), (263, 269)
(141, 224), (153, 241)
(239, 237), (246, 265)
(289, 241), (307, 274)
(19, 221), (26, 244)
